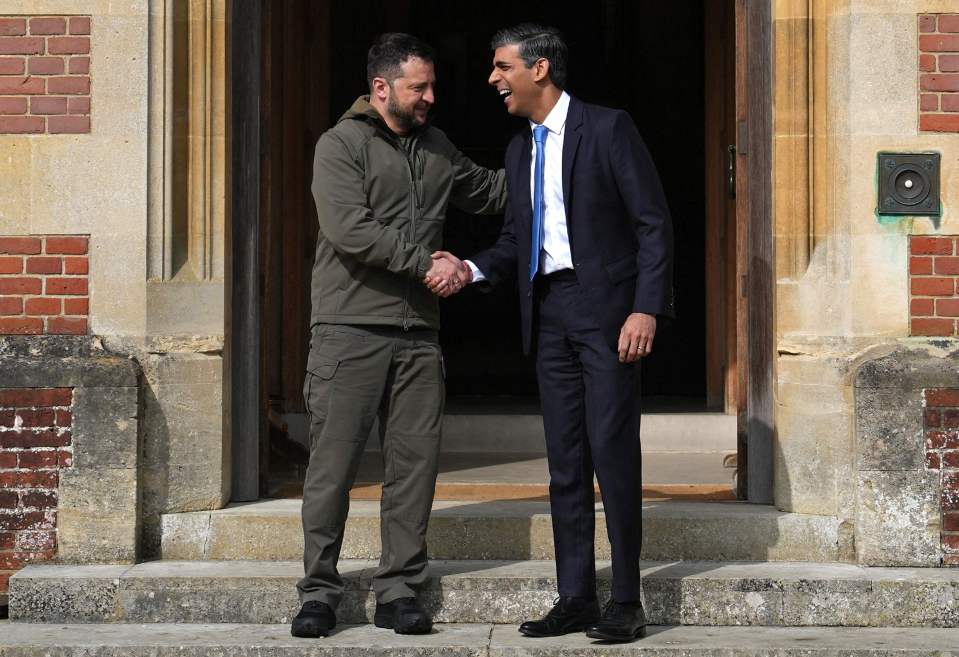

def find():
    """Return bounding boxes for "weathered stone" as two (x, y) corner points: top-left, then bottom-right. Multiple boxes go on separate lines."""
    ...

(72, 385), (139, 469)
(8, 565), (127, 622)
(57, 468), (139, 563)
(855, 388), (923, 471)
(856, 470), (940, 567)
(0, 356), (138, 389)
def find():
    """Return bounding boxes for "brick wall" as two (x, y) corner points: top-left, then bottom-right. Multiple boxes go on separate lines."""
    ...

(924, 388), (959, 566)
(0, 15), (90, 134)
(0, 388), (73, 595)
(919, 13), (959, 132)
(909, 235), (959, 336)
(0, 235), (89, 336)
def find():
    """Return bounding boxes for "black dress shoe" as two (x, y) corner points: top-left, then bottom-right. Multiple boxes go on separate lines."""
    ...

(518, 597), (601, 637)
(585, 600), (647, 642)
(373, 597), (433, 634)
(291, 600), (336, 638)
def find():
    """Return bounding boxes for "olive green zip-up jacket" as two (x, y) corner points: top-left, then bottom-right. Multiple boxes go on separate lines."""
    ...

(309, 96), (507, 331)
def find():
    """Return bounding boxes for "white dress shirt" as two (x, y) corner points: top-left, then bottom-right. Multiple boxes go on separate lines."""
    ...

(468, 92), (573, 282)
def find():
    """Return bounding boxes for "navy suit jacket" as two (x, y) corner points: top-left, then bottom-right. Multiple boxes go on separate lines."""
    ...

(471, 96), (675, 354)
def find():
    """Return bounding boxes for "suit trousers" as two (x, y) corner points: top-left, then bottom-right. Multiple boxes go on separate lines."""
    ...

(297, 324), (445, 609)
(534, 271), (643, 602)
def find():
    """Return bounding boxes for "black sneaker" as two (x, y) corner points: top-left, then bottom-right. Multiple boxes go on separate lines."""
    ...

(585, 600), (647, 642)
(373, 597), (433, 634)
(518, 596), (601, 637)
(291, 600), (336, 638)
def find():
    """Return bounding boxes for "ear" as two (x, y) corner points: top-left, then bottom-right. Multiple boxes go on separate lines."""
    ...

(371, 77), (390, 101)
(532, 58), (551, 84)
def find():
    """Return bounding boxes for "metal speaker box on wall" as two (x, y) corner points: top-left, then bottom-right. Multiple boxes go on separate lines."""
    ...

(877, 152), (940, 216)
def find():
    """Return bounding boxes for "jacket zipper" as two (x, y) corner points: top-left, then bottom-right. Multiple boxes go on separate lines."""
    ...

(401, 134), (419, 331)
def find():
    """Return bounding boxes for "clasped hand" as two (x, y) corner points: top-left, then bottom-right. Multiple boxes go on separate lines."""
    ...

(423, 251), (471, 297)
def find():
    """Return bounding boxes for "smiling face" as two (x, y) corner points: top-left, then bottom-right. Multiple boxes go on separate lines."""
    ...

(489, 44), (550, 120)
(373, 56), (435, 134)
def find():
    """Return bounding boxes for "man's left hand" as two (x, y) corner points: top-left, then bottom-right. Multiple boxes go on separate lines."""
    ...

(618, 312), (656, 363)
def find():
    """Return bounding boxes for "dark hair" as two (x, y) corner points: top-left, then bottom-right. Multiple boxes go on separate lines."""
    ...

(490, 23), (567, 89)
(366, 32), (436, 88)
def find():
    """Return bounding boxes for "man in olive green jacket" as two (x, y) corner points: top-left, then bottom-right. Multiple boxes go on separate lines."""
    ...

(292, 33), (507, 639)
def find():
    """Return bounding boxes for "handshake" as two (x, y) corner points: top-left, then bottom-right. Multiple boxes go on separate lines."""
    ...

(422, 250), (472, 298)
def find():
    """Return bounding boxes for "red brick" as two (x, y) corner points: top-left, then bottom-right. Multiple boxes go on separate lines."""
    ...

(0, 409), (13, 426)
(920, 54), (937, 73)
(919, 14), (938, 33)
(944, 535), (959, 551)
(911, 256), (934, 274)
(25, 255), (62, 274)
(0, 511), (54, 532)
(0, 115), (44, 133)
(912, 317), (955, 336)
(44, 277), (87, 295)
(943, 94), (959, 111)
(911, 236), (954, 255)
(0, 297), (21, 316)
(927, 451), (941, 469)
(926, 408), (943, 427)
(46, 76), (88, 95)
(921, 34), (959, 51)
(0, 76), (44, 95)
(938, 299), (959, 317)
(0, 572), (11, 592)
(920, 93), (939, 110)
(0, 470), (57, 489)
(27, 56), (63, 75)
(945, 450), (959, 468)
(24, 297), (60, 316)
(946, 409), (959, 428)
(0, 317), (42, 335)
(942, 56), (959, 73)
(927, 389), (959, 407)
(16, 409), (55, 428)
(0, 19), (26, 36)
(911, 277), (955, 296)
(63, 256), (87, 275)
(48, 115), (89, 134)
(17, 450), (58, 470)
(57, 449), (72, 468)
(69, 17), (90, 36)
(66, 96), (89, 115)
(935, 256), (959, 274)
(0, 256), (22, 274)
(0, 429), (70, 449)
(67, 56), (88, 74)
(0, 97), (25, 114)
(0, 532), (13, 549)
(29, 17), (66, 36)
(0, 56), (24, 74)
(0, 237), (41, 255)
(941, 15), (959, 33)
(0, 388), (72, 408)
(15, 530), (55, 552)
(0, 490), (17, 507)
(945, 513), (959, 532)
(19, 489), (57, 508)
(47, 37), (88, 55)
(45, 236), (87, 255)
(0, 277), (41, 295)
(920, 113), (959, 132)
(0, 452), (16, 469)
(54, 409), (71, 426)
(47, 316), (87, 335)
(911, 298), (935, 316)
(62, 297), (88, 315)
(0, 37), (44, 55)
(923, 74), (959, 91)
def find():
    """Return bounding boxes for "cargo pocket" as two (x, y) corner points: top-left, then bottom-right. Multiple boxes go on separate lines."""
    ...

(303, 351), (339, 429)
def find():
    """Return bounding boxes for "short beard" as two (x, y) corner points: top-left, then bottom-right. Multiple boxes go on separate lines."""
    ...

(387, 91), (419, 132)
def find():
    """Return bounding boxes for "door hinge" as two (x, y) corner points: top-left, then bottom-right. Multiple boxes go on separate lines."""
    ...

(726, 144), (737, 198)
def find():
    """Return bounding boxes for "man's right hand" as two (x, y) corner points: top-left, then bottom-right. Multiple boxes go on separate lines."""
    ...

(424, 251), (471, 297)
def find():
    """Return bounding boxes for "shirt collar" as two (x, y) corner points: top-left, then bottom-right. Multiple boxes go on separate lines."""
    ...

(529, 91), (570, 136)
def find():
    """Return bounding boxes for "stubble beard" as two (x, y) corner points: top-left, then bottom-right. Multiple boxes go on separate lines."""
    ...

(387, 93), (421, 132)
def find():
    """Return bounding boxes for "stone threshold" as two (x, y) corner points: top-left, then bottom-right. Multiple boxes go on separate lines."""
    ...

(10, 560), (959, 626)
(1, 622), (958, 655)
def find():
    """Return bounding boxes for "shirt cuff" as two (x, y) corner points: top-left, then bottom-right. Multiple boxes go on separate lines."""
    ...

(465, 260), (486, 283)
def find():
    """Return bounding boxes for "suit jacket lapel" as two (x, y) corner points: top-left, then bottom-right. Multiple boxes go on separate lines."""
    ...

(512, 129), (533, 228)
(562, 96), (584, 253)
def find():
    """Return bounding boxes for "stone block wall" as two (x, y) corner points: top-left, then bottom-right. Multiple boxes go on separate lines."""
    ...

(919, 13), (959, 133)
(924, 388), (959, 564)
(0, 235), (89, 335)
(0, 387), (72, 597)
(0, 15), (91, 134)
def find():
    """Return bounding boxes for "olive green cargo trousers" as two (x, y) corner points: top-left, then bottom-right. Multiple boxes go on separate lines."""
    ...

(296, 324), (445, 609)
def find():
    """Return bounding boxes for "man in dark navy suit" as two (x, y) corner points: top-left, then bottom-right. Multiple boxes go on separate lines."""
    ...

(427, 23), (674, 642)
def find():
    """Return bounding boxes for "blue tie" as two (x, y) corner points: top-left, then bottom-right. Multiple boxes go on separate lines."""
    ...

(530, 125), (548, 281)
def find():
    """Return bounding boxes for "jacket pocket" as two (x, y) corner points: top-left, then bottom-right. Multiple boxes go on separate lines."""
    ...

(605, 253), (638, 284)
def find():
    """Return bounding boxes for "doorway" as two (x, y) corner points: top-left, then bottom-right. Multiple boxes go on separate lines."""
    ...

(230, 0), (766, 502)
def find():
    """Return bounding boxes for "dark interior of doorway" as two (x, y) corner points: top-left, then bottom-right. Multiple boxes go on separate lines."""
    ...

(260, 0), (708, 495)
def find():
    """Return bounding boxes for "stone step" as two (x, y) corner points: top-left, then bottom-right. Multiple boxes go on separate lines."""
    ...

(13, 560), (959, 626)
(160, 499), (850, 563)
(1, 621), (958, 656)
